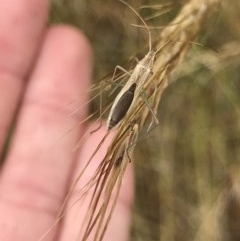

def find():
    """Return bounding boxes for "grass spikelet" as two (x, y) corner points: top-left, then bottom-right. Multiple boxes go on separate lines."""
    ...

(116, 0), (221, 147)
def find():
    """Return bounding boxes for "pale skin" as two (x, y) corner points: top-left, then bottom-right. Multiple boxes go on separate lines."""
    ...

(0, 0), (134, 240)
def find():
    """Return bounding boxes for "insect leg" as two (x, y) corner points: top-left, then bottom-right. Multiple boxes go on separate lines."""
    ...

(140, 89), (159, 126)
(112, 65), (131, 83)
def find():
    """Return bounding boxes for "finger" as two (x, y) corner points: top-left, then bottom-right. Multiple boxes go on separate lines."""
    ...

(0, 0), (48, 155)
(59, 124), (134, 241)
(0, 26), (92, 241)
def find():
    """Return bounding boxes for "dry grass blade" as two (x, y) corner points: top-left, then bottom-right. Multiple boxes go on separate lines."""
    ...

(140, 2), (176, 21)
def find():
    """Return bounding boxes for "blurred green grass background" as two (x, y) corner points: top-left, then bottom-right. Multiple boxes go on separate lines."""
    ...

(51, 0), (240, 240)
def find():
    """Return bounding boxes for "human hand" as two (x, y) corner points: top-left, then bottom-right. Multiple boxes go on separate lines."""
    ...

(0, 0), (134, 240)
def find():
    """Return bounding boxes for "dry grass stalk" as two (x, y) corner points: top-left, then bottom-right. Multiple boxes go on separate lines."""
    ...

(117, 0), (220, 132)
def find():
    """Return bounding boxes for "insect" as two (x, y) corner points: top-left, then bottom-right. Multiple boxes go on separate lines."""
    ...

(107, 0), (169, 131)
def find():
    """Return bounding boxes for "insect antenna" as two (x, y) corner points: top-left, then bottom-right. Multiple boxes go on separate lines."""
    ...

(118, 0), (152, 52)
